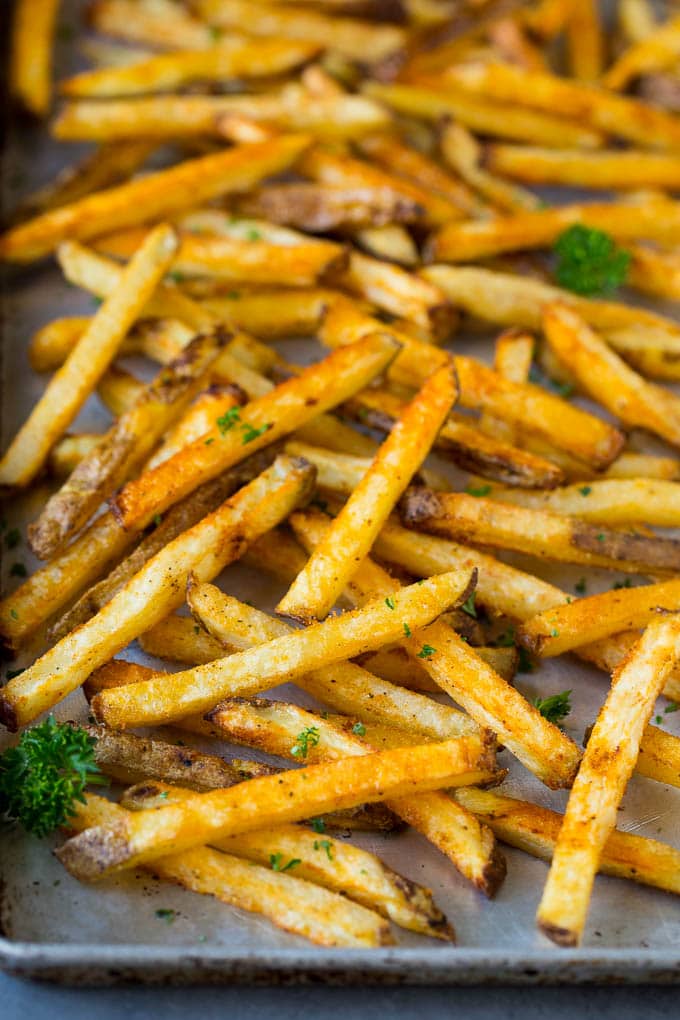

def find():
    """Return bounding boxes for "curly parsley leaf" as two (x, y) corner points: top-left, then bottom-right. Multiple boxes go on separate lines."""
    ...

(554, 224), (630, 296)
(533, 689), (572, 726)
(290, 725), (320, 759)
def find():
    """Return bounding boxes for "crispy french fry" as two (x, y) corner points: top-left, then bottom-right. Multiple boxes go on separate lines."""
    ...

(47, 433), (101, 478)
(439, 122), (541, 213)
(147, 386), (246, 469)
(442, 60), (680, 150)
(0, 136), (310, 263)
(518, 579), (680, 658)
(635, 723), (680, 788)
(291, 508), (582, 789)
(358, 645), (519, 692)
(278, 364), (457, 621)
(474, 477), (680, 528)
(139, 614), (227, 665)
(536, 615), (680, 947)
(626, 244), (680, 304)
(110, 332), (400, 531)
(68, 794), (391, 947)
(0, 455), (314, 730)
(92, 569), (476, 729)
(10, 0), (59, 116)
(0, 225), (177, 489)
(455, 787), (680, 895)
(193, 0), (407, 61)
(60, 39), (321, 97)
(239, 183), (423, 231)
(566, 0), (603, 80)
(603, 14), (680, 90)
(479, 328), (534, 445)
(353, 225), (419, 268)
(97, 365), (146, 417)
(363, 82), (605, 148)
(55, 736), (497, 880)
(29, 318), (94, 372)
(320, 300), (624, 469)
(603, 452), (680, 481)
(242, 527), (309, 582)
(484, 145), (680, 191)
(29, 329), (228, 559)
(88, 0), (219, 49)
(203, 288), (338, 338)
(172, 235), (348, 288)
(400, 485), (680, 574)
(544, 302), (680, 450)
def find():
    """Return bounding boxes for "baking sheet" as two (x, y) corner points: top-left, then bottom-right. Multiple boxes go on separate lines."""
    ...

(1, 0), (680, 985)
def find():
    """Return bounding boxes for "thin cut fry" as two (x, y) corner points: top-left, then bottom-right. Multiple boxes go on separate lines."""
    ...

(10, 0), (59, 116)
(0, 224), (178, 489)
(484, 145), (680, 191)
(536, 616), (680, 947)
(440, 122), (541, 213)
(566, 0), (603, 80)
(603, 14), (680, 90)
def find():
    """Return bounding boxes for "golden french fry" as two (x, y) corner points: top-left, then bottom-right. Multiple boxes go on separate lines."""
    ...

(56, 737), (497, 880)
(0, 225), (177, 489)
(635, 723), (680, 788)
(29, 329), (228, 559)
(88, 0), (219, 49)
(353, 225), (419, 268)
(566, 0), (603, 80)
(0, 136), (311, 262)
(603, 13), (680, 90)
(439, 122), (541, 213)
(139, 614), (228, 665)
(278, 364), (457, 621)
(485, 144), (680, 191)
(537, 615), (680, 947)
(363, 81), (606, 148)
(544, 302), (680, 450)
(603, 452), (680, 481)
(60, 39), (321, 97)
(239, 183), (424, 232)
(479, 328), (534, 445)
(625, 244), (680, 305)
(0, 455), (314, 730)
(110, 331), (400, 532)
(92, 569), (476, 729)
(456, 787), (680, 896)
(47, 433), (101, 478)
(29, 318), (94, 372)
(10, 0), (59, 116)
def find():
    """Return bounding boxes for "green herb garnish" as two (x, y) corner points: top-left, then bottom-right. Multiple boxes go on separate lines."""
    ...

(417, 644), (436, 659)
(461, 592), (477, 618)
(352, 722), (366, 736)
(554, 224), (630, 296)
(310, 817), (325, 833)
(403, 622), (411, 638)
(241, 422), (272, 445)
(384, 597), (395, 610)
(291, 726), (320, 759)
(574, 578), (587, 595)
(270, 853), (301, 872)
(216, 406), (241, 435)
(155, 908), (176, 923)
(465, 484), (491, 497)
(314, 839), (334, 861)
(533, 689), (572, 726)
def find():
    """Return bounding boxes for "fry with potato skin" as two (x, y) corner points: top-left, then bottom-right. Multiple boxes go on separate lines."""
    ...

(87, 0), (220, 49)
(110, 331), (400, 532)
(55, 737), (498, 880)
(0, 136), (311, 262)
(238, 183), (424, 232)
(0, 455), (314, 730)
(0, 225), (177, 490)
(278, 364), (457, 622)
(92, 569), (477, 729)
(537, 615), (680, 947)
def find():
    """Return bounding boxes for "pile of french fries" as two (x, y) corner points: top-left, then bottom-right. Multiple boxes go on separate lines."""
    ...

(4, 0), (680, 951)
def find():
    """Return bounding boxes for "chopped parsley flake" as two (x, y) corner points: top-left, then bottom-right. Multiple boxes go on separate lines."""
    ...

(291, 726), (320, 759)
(461, 592), (477, 618)
(534, 689), (572, 726)
(269, 853), (301, 872)
(466, 484), (491, 497)
(352, 722), (366, 736)
(417, 644), (436, 659)
(314, 839), (334, 861)
(384, 597), (395, 610)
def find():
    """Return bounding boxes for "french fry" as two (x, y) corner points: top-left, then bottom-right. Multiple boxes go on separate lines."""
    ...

(626, 244), (680, 304)
(358, 645), (519, 692)
(139, 614), (227, 665)
(29, 329), (229, 559)
(92, 569), (476, 729)
(239, 183), (423, 231)
(400, 485), (680, 574)
(242, 527), (309, 582)
(47, 433), (101, 479)
(536, 615), (680, 947)
(193, 0), (407, 61)
(68, 794), (391, 947)
(439, 122), (542, 213)
(171, 235), (348, 288)
(10, 0), (59, 116)
(29, 318), (95, 373)
(479, 328), (534, 446)
(0, 455), (314, 730)
(0, 136), (311, 262)
(96, 366), (147, 418)
(473, 478), (680, 528)
(566, 0), (603, 80)
(54, 91), (389, 142)
(442, 60), (680, 149)
(635, 723), (680, 788)
(603, 13), (680, 90)
(0, 224), (177, 489)
(353, 225), (419, 268)
(544, 302), (680, 450)
(278, 364), (457, 621)
(147, 386), (246, 469)
(88, 0), (220, 49)
(123, 782), (453, 940)
(363, 82), (606, 148)
(455, 787), (680, 896)
(484, 145), (680, 191)
(518, 579), (680, 658)
(603, 452), (680, 481)
(320, 300), (624, 469)
(60, 39), (321, 97)
(291, 508), (582, 789)
(110, 331), (400, 532)
(203, 288), (338, 339)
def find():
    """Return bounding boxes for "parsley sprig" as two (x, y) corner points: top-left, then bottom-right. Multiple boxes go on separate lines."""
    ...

(534, 690), (572, 726)
(291, 725), (320, 759)
(554, 224), (630, 296)
(0, 718), (106, 837)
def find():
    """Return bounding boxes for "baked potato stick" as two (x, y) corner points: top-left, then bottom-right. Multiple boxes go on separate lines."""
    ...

(55, 736), (496, 880)
(485, 145), (680, 191)
(518, 579), (680, 657)
(456, 788), (680, 896)
(320, 301), (623, 469)
(29, 329), (229, 559)
(536, 615), (680, 947)
(544, 302), (680, 450)
(0, 224), (177, 489)
(60, 39), (321, 97)
(0, 136), (311, 263)
(475, 478), (680, 528)
(92, 569), (476, 729)
(123, 784), (452, 940)
(479, 329), (534, 446)
(68, 795), (390, 948)
(170, 235), (348, 288)
(566, 0), (603, 80)
(88, 0), (219, 49)
(603, 14), (680, 90)
(400, 485), (680, 574)
(239, 184), (424, 232)
(139, 615), (227, 665)
(0, 455), (313, 730)
(110, 332), (400, 532)
(193, 0), (406, 61)
(363, 82), (604, 148)
(10, 0), (59, 116)
(291, 509), (582, 789)
(48, 434), (101, 478)
(635, 723), (680, 788)
(443, 61), (680, 150)
(278, 364), (457, 621)
(603, 452), (680, 481)
(626, 245), (680, 304)
(439, 122), (541, 213)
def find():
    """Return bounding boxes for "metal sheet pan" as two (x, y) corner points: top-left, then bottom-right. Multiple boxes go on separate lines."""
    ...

(1, 0), (680, 986)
